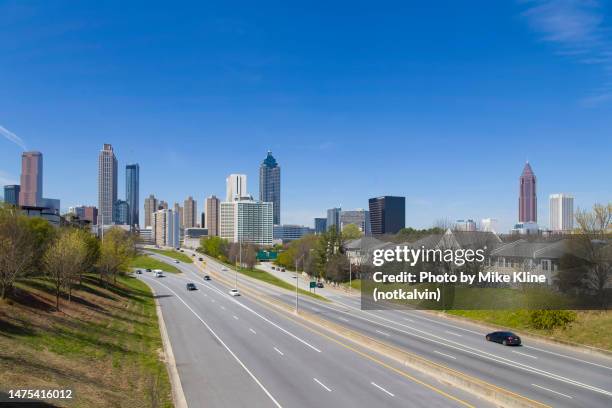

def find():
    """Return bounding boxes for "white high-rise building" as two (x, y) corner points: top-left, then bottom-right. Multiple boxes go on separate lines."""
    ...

(153, 208), (180, 248)
(226, 174), (247, 202)
(220, 198), (273, 245)
(549, 194), (574, 232)
(98, 144), (118, 225)
(481, 218), (498, 233)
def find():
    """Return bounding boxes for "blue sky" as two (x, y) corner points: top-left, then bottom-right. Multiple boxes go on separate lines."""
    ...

(1, 0), (611, 231)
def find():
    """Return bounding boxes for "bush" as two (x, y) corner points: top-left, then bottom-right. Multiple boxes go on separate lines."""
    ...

(529, 310), (577, 330)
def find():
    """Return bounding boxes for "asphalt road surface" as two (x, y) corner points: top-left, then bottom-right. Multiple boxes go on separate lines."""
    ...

(141, 250), (612, 408)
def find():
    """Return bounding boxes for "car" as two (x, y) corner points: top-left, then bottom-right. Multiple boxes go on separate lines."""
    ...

(191, 253), (195, 257)
(176, 247), (180, 250)
(486, 331), (521, 346)
(280, 268), (286, 272)
(203, 275), (211, 281)
(222, 267), (228, 272)
(316, 282), (324, 288)
(180, 250), (184, 253)
(229, 289), (240, 296)
(155, 271), (164, 278)
(186, 283), (197, 291)
(271, 266), (276, 270)
(135, 269), (142, 274)
(198, 257), (204, 261)
(145, 268), (152, 272)
(174, 260), (180, 263)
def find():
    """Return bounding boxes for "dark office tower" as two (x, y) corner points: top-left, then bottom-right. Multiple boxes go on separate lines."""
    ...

(4, 185), (20, 206)
(327, 207), (341, 232)
(314, 217), (327, 234)
(259, 150), (281, 225)
(126, 164), (140, 227)
(368, 196), (405, 235)
(519, 162), (537, 223)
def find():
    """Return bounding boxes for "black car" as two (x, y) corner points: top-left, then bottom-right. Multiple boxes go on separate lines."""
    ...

(136, 270), (142, 274)
(198, 257), (204, 261)
(203, 275), (211, 281)
(145, 268), (152, 272)
(486, 331), (521, 346)
(316, 282), (324, 288)
(186, 283), (197, 291)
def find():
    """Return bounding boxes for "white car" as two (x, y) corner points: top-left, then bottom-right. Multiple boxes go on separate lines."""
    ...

(229, 289), (240, 296)
(174, 260), (180, 264)
(155, 271), (164, 278)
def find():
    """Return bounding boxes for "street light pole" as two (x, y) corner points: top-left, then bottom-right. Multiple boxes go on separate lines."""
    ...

(349, 256), (352, 294)
(295, 253), (305, 313)
(236, 239), (241, 290)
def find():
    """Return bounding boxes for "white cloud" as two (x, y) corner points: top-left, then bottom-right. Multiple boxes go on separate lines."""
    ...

(521, 0), (612, 105)
(0, 125), (27, 150)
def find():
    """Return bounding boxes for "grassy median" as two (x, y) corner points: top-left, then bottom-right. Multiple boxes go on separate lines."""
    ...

(131, 254), (180, 273)
(147, 249), (193, 263)
(0, 274), (173, 407)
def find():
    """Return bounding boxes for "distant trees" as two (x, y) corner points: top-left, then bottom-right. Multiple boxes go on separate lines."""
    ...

(198, 237), (258, 270)
(199, 236), (228, 261)
(341, 224), (362, 240)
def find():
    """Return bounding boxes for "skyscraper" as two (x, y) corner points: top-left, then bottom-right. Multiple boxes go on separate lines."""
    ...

(220, 198), (273, 245)
(3, 185), (20, 206)
(126, 163), (139, 227)
(205, 195), (220, 236)
(113, 200), (129, 225)
(98, 144), (118, 225)
(549, 194), (574, 232)
(173, 203), (184, 229)
(183, 196), (197, 228)
(259, 150), (281, 225)
(153, 208), (180, 248)
(144, 194), (158, 228)
(519, 162), (537, 223)
(226, 174), (247, 201)
(19, 151), (43, 207)
(368, 196), (405, 235)
(314, 217), (327, 234)
(327, 207), (341, 232)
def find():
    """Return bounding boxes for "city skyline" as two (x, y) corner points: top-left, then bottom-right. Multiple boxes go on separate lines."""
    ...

(1, 1), (612, 231)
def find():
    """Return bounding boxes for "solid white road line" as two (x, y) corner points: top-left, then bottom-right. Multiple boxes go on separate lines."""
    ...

(325, 298), (612, 397)
(146, 278), (283, 408)
(512, 350), (537, 359)
(444, 330), (462, 337)
(371, 382), (394, 397)
(523, 345), (612, 371)
(532, 384), (573, 399)
(434, 350), (457, 360)
(313, 378), (332, 392)
(189, 269), (323, 353)
(376, 330), (391, 337)
(250, 328), (257, 334)
(274, 347), (284, 356)
(233, 315), (239, 320)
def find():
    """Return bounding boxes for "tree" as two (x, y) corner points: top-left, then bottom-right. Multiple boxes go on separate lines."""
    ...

(200, 236), (228, 260)
(44, 228), (87, 310)
(97, 227), (136, 285)
(325, 253), (349, 282)
(312, 226), (344, 280)
(243, 244), (257, 270)
(25, 216), (56, 275)
(341, 224), (362, 241)
(0, 205), (35, 299)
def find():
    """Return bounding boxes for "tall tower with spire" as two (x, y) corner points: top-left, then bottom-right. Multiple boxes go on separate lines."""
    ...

(519, 162), (537, 223)
(259, 150), (281, 225)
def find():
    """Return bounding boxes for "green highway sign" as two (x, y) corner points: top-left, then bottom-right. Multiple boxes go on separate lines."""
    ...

(309, 281), (316, 288)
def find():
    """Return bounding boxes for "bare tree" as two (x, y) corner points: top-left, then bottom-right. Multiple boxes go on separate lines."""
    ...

(0, 205), (34, 299)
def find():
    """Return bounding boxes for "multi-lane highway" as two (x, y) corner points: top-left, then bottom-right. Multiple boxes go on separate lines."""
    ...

(141, 250), (612, 408)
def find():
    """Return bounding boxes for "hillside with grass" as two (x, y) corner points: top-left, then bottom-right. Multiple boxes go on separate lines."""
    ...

(0, 274), (173, 407)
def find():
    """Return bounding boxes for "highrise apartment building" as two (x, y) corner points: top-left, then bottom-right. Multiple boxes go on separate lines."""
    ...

(183, 196), (197, 228)
(220, 198), (273, 245)
(144, 194), (158, 228)
(259, 151), (281, 225)
(519, 162), (537, 223)
(173, 202), (184, 229)
(125, 163), (139, 227)
(205, 195), (220, 236)
(153, 208), (180, 248)
(549, 194), (574, 232)
(19, 151), (43, 207)
(98, 144), (118, 225)
(368, 196), (405, 235)
(226, 174), (247, 201)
